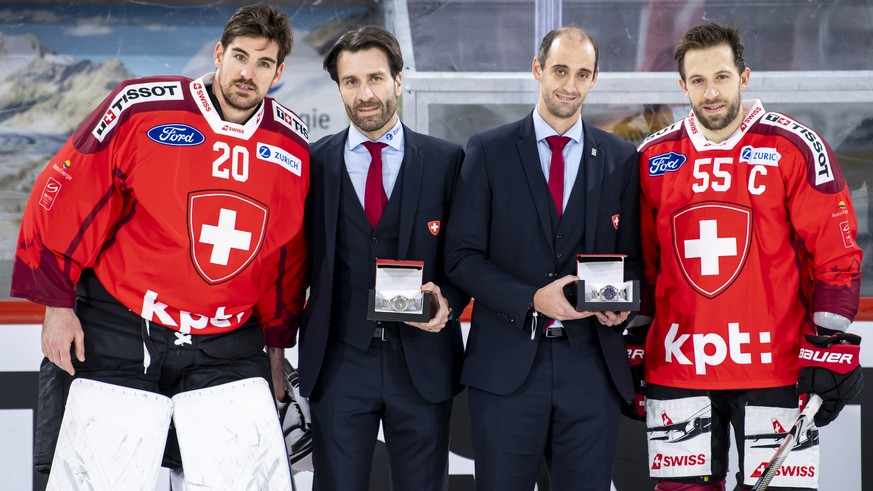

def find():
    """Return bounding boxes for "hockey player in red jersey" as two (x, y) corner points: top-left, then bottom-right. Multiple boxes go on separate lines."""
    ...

(12, 4), (308, 489)
(636, 23), (863, 490)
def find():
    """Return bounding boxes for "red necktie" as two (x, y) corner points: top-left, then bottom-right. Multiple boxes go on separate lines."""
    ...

(363, 141), (388, 228)
(546, 135), (571, 218)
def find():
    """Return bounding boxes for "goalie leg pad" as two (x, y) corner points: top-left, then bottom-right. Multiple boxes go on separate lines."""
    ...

(46, 378), (172, 491)
(172, 377), (293, 490)
(741, 404), (819, 489)
(646, 395), (714, 480)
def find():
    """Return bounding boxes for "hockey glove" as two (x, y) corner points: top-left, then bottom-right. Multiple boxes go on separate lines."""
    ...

(277, 359), (313, 464)
(796, 329), (863, 427)
(621, 329), (647, 421)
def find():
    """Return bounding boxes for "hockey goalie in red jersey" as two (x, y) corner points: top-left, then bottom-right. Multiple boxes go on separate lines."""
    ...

(634, 23), (863, 490)
(11, 4), (309, 490)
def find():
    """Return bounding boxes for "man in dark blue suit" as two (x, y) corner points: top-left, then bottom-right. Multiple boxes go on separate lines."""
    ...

(297, 26), (469, 491)
(445, 26), (642, 490)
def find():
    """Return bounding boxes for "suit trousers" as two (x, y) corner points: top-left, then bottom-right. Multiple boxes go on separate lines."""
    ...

(309, 329), (452, 491)
(468, 327), (621, 491)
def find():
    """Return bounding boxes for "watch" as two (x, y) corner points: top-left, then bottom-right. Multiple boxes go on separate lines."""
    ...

(389, 294), (411, 312)
(595, 284), (628, 302)
(382, 294), (421, 312)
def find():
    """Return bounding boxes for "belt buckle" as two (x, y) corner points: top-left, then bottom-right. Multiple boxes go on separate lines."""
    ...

(374, 325), (387, 341)
(545, 326), (562, 338)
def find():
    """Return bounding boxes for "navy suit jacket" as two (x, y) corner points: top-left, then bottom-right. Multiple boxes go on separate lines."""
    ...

(445, 113), (640, 401)
(298, 125), (468, 404)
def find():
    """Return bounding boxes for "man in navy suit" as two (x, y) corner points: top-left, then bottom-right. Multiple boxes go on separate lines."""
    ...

(297, 26), (468, 491)
(445, 26), (641, 490)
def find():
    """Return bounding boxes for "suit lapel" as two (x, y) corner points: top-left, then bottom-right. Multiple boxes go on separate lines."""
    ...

(517, 115), (554, 244)
(582, 122), (603, 252)
(323, 129), (348, 274)
(396, 125), (423, 258)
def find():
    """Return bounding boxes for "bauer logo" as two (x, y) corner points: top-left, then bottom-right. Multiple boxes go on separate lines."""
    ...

(649, 151), (686, 176)
(147, 124), (205, 146)
(739, 146), (780, 166)
(257, 143), (302, 176)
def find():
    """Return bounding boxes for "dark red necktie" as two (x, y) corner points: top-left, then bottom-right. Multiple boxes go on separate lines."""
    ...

(362, 141), (388, 228)
(546, 135), (571, 218)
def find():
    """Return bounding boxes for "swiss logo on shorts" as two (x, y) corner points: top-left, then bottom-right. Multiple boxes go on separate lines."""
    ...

(672, 202), (751, 298)
(188, 190), (269, 284)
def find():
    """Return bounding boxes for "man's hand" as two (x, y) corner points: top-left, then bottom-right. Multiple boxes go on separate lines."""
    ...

(406, 282), (450, 333)
(41, 306), (84, 376)
(533, 275), (593, 321)
(796, 329), (863, 427)
(267, 347), (287, 401)
(594, 310), (630, 327)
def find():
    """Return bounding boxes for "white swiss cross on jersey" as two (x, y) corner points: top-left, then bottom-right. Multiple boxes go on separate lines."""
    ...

(188, 190), (269, 284)
(672, 202), (751, 298)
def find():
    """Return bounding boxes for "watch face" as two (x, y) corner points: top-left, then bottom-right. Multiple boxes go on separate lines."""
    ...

(388, 295), (410, 311)
(601, 285), (619, 301)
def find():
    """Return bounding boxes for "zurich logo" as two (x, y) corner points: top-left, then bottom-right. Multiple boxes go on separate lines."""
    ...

(649, 151), (687, 176)
(739, 145), (780, 166)
(147, 124), (205, 146)
(258, 145), (272, 159)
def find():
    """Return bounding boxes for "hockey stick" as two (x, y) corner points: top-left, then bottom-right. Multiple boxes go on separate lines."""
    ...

(750, 393), (823, 491)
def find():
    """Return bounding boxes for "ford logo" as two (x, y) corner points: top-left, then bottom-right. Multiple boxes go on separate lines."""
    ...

(147, 124), (205, 146)
(648, 151), (687, 177)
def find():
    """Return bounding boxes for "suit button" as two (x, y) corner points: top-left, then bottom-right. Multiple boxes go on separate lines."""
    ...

(556, 252), (562, 259)
(547, 273), (556, 278)
(556, 234), (564, 239)
(372, 237), (378, 243)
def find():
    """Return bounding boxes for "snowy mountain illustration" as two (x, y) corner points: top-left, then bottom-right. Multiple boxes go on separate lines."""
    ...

(0, 32), (133, 134)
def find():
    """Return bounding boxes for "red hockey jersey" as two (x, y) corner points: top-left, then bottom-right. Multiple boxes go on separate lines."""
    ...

(11, 74), (309, 347)
(638, 100), (861, 390)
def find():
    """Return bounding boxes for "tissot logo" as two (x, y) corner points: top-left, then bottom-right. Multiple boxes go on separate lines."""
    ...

(147, 124), (205, 146)
(92, 81), (183, 141)
(273, 101), (309, 141)
(761, 112), (833, 186)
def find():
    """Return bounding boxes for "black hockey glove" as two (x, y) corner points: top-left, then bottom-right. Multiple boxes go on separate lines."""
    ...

(621, 329), (647, 421)
(796, 328), (863, 427)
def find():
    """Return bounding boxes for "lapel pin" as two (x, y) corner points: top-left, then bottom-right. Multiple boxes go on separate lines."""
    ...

(591, 148), (597, 157)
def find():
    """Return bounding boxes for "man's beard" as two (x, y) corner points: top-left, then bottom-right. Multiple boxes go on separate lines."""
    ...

(346, 97), (397, 133)
(218, 78), (261, 112)
(693, 93), (741, 132)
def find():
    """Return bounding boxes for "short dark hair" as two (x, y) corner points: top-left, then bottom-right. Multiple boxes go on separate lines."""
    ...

(221, 3), (293, 66)
(323, 26), (404, 83)
(674, 23), (745, 81)
(537, 26), (599, 73)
